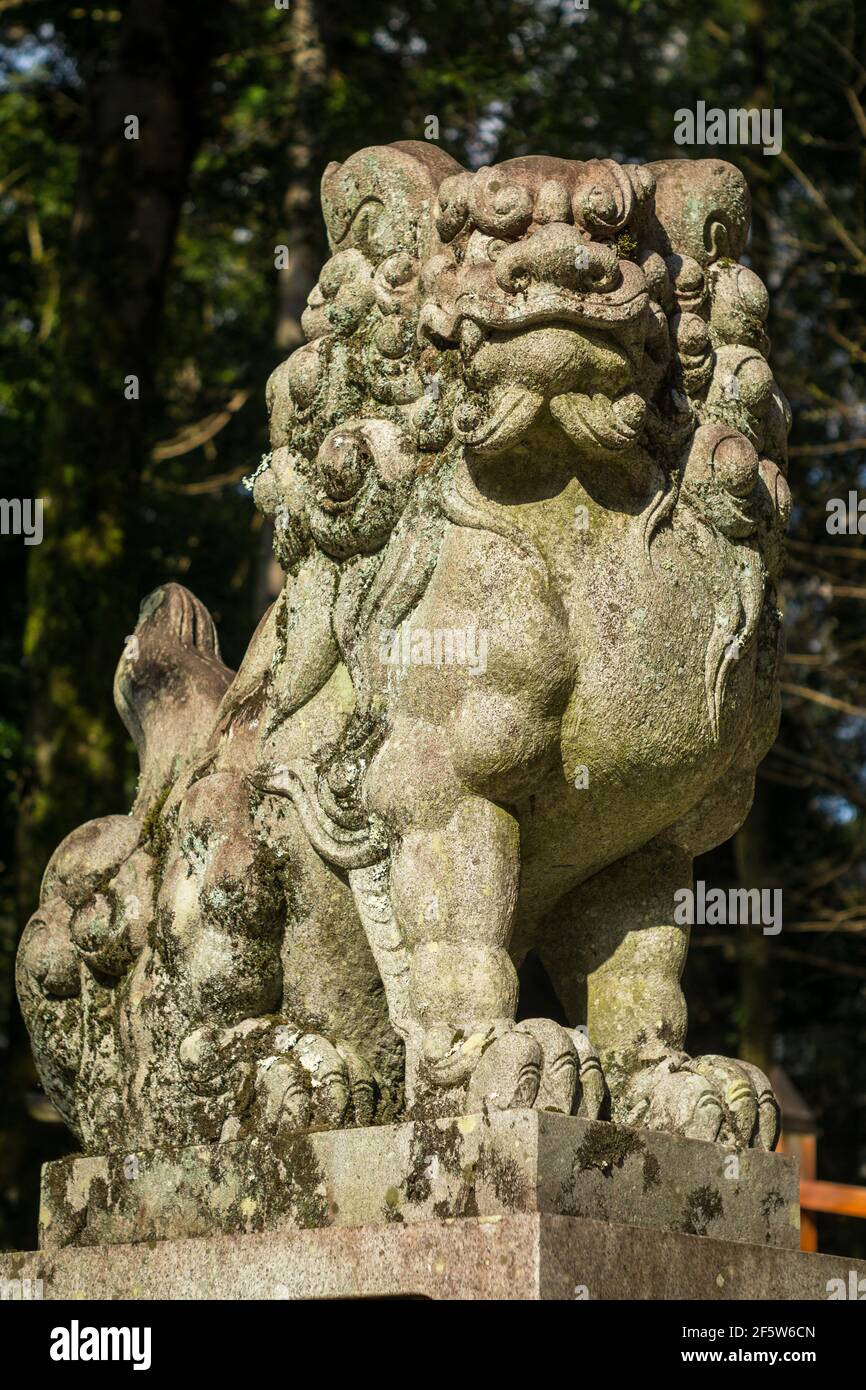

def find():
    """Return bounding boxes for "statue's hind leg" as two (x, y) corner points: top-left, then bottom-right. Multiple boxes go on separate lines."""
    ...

(152, 766), (402, 1143)
(540, 837), (779, 1150)
(17, 584), (235, 1147)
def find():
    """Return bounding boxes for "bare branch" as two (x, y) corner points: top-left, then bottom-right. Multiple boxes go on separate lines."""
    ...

(149, 465), (249, 496)
(149, 389), (251, 463)
(782, 682), (866, 719)
(778, 148), (866, 270)
(788, 435), (866, 456)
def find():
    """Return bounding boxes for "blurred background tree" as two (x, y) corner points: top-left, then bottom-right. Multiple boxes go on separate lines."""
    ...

(1, 0), (864, 1254)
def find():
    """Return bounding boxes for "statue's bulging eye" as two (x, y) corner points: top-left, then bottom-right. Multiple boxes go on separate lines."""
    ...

(489, 181), (519, 214)
(469, 170), (533, 236)
(712, 434), (758, 497)
(317, 431), (371, 502)
(573, 160), (633, 236)
(435, 173), (471, 240)
(588, 260), (619, 293)
(589, 185), (614, 215)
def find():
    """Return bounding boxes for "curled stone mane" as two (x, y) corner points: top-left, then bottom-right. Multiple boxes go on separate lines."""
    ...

(252, 142), (790, 844)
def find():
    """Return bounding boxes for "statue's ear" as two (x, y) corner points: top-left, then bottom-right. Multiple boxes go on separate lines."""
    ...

(321, 141), (462, 264)
(646, 159), (751, 267)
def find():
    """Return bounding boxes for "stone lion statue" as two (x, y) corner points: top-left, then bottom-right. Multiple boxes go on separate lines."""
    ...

(18, 142), (790, 1156)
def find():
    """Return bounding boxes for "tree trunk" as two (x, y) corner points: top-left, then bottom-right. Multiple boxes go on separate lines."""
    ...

(19, 0), (228, 911)
(275, 0), (328, 353)
(256, 0), (329, 617)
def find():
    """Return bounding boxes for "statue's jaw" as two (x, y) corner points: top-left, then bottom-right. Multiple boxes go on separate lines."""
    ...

(452, 384), (546, 452)
(451, 382), (649, 461)
(449, 310), (647, 460)
(549, 389), (648, 455)
(452, 273), (648, 335)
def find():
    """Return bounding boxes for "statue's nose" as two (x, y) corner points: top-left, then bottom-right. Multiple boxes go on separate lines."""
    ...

(494, 225), (619, 295)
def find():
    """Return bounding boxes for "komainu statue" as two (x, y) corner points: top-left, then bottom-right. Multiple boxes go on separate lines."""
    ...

(18, 143), (791, 1157)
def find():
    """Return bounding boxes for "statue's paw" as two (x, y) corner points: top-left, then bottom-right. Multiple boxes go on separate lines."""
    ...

(252, 1036), (344, 1132)
(18, 898), (79, 1000)
(690, 1055), (780, 1151)
(423, 1019), (605, 1118)
(180, 1020), (388, 1139)
(621, 1052), (779, 1151)
(622, 1054), (724, 1143)
(253, 1031), (386, 1133)
(21, 816), (149, 985)
(179, 1024), (249, 1102)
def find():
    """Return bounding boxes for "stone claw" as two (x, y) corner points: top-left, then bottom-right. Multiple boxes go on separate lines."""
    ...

(249, 1030), (389, 1136)
(292, 1033), (352, 1126)
(620, 1051), (780, 1150)
(734, 1060), (781, 1151)
(180, 1020), (384, 1138)
(689, 1054), (758, 1148)
(466, 1029), (542, 1112)
(254, 1053), (312, 1133)
(571, 1028), (605, 1120)
(516, 1018), (578, 1113)
(438, 1018), (606, 1118)
(335, 1039), (379, 1127)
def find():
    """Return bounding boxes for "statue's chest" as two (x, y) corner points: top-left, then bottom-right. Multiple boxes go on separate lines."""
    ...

(392, 509), (752, 803)
(555, 512), (764, 821)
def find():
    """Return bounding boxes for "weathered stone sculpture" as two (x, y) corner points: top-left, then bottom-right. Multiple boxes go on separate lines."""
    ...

(18, 143), (791, 1161)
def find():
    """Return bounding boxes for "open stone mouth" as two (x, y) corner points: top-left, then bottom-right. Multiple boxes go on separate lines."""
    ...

(316, 486), (361, 516)
(319, 494), (357, 514)
(454, 282), (648, 335)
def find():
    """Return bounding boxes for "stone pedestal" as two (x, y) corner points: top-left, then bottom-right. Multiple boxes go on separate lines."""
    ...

(5, 1214), (866, 1301)
(3, 1114), (864, 1300)
(37, 1112), (801, 1251)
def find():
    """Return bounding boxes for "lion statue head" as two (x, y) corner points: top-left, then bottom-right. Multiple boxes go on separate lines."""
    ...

(252, 142), (789, 843)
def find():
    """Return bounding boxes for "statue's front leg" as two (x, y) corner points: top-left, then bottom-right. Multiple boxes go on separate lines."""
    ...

(392, 792), (520, 1114)
(368, 723), (598, 1120)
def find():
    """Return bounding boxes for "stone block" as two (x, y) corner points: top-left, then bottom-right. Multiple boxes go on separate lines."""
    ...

(3, 1214), (865, 1301)
(38, 1111), (800, 1252)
